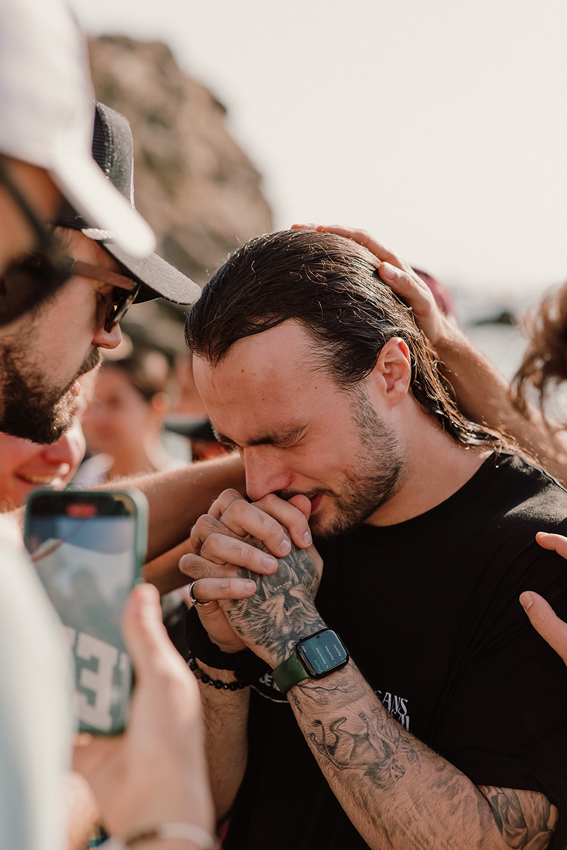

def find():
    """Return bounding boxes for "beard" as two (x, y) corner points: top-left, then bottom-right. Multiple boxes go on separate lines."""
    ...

(0, 344), (101, 444)
(279, 386), (406, 539)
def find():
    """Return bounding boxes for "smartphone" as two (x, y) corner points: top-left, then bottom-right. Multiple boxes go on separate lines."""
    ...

(24, 489), (148, 734)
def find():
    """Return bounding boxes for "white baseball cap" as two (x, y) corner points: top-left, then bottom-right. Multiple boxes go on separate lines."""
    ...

(0, 0), (156, 257)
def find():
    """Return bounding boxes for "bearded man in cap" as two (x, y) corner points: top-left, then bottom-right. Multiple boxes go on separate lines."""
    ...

(0, 0), (228, 846)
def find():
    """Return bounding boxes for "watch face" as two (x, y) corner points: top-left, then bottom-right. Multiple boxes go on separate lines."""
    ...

(297, 630), (348, 677)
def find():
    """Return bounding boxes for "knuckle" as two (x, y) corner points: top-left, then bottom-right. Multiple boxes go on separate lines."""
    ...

(178, 554), (196, 575)
(187, 558), (211, 580)
(218, 579), (233, 596)
(226, 539), (244, 562)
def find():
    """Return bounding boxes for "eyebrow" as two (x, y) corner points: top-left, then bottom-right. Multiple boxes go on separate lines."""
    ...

(212, 424), (307, 449)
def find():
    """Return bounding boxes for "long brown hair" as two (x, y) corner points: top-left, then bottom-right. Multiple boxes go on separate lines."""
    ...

(513, 282), (567, 414)
(187, 230), (506, 450)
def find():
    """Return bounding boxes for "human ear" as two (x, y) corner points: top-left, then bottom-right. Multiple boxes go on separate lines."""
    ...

(373, 337), (412, 407)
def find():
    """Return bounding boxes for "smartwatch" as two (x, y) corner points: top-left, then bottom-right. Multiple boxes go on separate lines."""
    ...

(272, 628), (349, 694)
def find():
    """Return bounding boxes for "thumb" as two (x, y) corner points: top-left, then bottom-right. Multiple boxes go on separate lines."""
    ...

(121, 583), (168, 678)
(520, 591), (567, 665)
(288, 494), (312, 520)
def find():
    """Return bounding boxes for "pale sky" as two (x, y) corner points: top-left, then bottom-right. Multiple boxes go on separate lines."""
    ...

(71, 0), (567, 296)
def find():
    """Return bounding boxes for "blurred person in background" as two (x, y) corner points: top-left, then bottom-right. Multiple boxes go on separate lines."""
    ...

(76, 350), (186, 486)
(171, 352), (209, 418)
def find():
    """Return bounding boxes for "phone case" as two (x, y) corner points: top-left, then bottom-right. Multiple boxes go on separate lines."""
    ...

(24, 488), (149, 734)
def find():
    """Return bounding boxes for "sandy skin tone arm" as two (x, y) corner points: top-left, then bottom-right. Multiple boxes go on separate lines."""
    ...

(181, 491), (558, 850)
(295, 224), (567, 486)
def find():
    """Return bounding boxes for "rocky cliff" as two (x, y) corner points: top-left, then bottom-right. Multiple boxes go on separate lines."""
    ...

(88, 35), (273, 354)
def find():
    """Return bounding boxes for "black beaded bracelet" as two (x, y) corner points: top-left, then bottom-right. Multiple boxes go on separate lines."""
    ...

(188, 655), (251, 690)
(184, 604), (270, 684)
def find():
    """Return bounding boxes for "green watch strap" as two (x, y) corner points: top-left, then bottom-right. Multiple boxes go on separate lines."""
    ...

(272, 650), (308, 694)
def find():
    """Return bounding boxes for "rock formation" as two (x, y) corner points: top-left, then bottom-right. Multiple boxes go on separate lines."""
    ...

(88, 35), (273, 355)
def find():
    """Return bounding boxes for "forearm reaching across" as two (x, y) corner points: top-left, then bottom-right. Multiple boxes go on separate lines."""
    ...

(104, 451), (244, 565)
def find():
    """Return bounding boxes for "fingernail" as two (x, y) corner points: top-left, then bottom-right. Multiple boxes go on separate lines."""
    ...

(520, 592), (534, 612)
(244, 580), (256, 592)
(302, 531), (312, 546)
(263, 555), (278, 572)
(380, 262), (397, 280)
(279, 538), (291, 555)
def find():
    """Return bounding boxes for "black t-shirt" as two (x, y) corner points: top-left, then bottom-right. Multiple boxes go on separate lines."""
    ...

(224, 454), (567, 850)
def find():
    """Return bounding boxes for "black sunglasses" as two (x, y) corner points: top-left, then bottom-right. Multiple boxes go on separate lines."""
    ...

(0, 157), (76, 326)
(60, 258), (141, 332)
(0, 254), (140, 331)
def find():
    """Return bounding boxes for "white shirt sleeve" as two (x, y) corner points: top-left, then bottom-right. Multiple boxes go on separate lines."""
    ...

(0, 534), (72, 850)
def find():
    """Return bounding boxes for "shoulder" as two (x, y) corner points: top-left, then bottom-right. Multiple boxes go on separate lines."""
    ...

(485, 453), (567, 528)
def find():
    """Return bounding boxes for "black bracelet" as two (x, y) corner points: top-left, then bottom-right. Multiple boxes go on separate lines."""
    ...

(184, 604), (270, 684)
(188, 655), (253, 690)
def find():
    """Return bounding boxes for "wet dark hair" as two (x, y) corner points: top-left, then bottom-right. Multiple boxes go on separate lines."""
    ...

(186, 230), (505, 449)
(513, 282), (567, 414)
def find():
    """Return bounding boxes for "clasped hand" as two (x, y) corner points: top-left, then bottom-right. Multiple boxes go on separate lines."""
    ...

(179, 490), (324, 667)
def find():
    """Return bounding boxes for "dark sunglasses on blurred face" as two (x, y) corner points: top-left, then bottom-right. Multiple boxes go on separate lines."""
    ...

(0, 253), (140, 332)
(62, 258), (140, 332)
(0, 156), (75, 326)
(0, 157), (140, 329)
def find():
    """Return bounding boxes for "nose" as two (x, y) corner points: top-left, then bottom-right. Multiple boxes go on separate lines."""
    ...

(243, 446), (293, 502)
(92, 320), (122, 350)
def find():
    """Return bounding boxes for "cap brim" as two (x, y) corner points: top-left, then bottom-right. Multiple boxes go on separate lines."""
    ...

(51, 147), (156, 258)
(100, 239), (203, 306)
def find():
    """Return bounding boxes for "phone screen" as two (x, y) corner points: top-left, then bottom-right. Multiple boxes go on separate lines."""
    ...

(25, 492), (144, 734)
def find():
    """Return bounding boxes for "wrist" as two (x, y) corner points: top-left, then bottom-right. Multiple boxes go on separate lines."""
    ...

(432, 319), (471, 354)
(104, 822), (219, 849)
(272, 626), (349, 694)
(264, 616), (328, 669)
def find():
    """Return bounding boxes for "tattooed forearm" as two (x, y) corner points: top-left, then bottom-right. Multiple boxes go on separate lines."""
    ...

(221, 537), (325, 666)
(478, 785), (557, 850)
(288, 661), (557, 850)
(309, 710), (420, 792)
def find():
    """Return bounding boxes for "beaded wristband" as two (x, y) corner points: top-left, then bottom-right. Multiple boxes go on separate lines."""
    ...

(184, 605), (269, 682)
(188, 654), (251, 690)
(102, 822), (219, 849)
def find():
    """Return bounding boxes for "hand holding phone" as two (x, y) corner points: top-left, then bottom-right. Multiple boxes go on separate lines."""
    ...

(73, 583), (215, 842)
(25, 489), (148, 734)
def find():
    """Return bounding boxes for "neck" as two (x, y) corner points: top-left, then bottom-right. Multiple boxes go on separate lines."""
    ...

(366, 410), (492, 526)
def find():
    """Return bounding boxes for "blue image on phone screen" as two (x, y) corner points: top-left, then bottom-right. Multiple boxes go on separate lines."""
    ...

(28, 511), (137, 733)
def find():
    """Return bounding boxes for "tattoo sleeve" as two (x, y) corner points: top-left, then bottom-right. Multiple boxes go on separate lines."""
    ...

(288, 663), (558, 850)
(221, 538), (326, 666)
